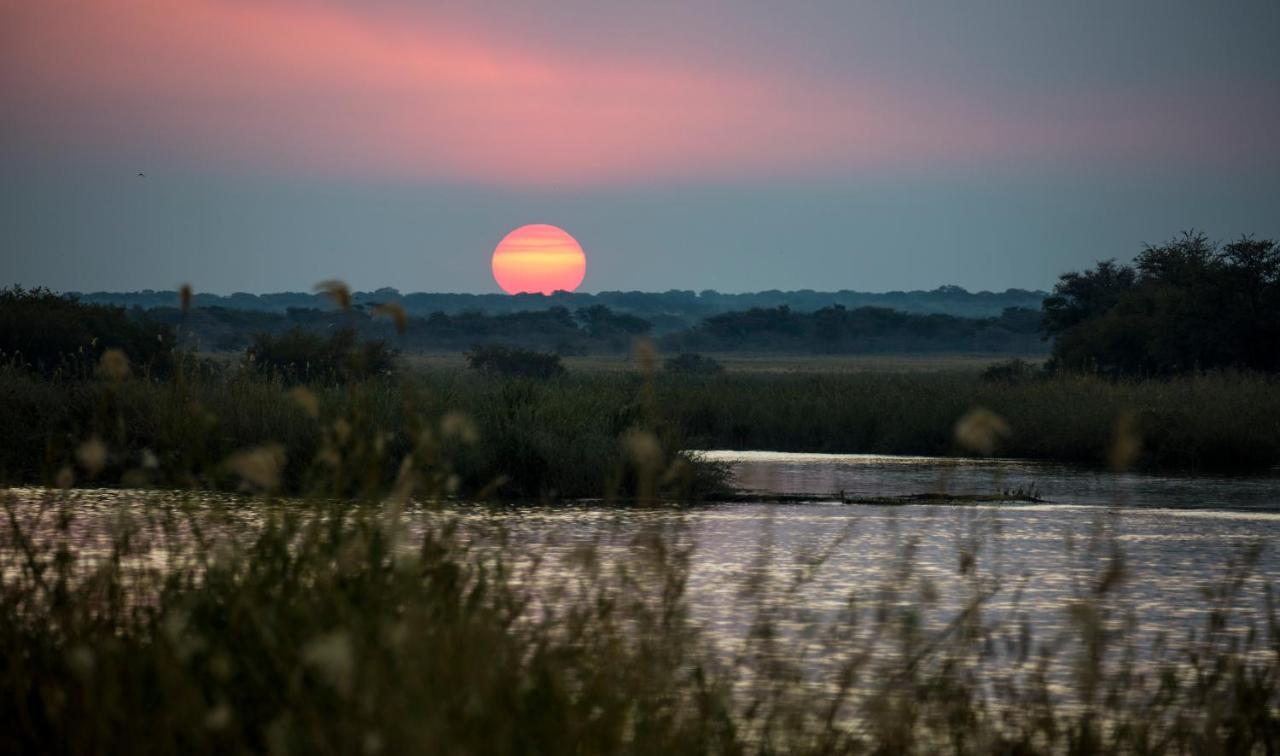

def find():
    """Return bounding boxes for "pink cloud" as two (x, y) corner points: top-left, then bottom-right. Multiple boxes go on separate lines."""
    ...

(2, 0), (1271, 186)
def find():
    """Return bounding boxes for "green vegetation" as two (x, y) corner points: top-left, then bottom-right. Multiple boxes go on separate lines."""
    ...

(83, 288), (1045, 355)
(1, 363), (1277, 497)
(0, 361), (724, 500)
(0, 286), (174, 378)
(80, 284), (1047, 328)
(2, 280), (1278, 752)
(980, 358), (1041, 384)
(664, 353), (725, 375)
(665, 305), (1042, 354)
(465, 344), (566, 379)
(140, 300), (1045, 355)
(246, 327), (398, 384)
(657, 369), (1280, 471)
(1044, 232), (1280, 375)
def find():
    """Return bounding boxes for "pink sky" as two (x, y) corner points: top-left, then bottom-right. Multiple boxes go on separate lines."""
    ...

(4, 0), (1274, 187)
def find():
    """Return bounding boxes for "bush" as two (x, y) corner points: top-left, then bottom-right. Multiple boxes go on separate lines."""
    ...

(246, 327), (396, 383)
(465, 345), (565, 379)
(664, 353), (725, 375)
(980, 358), (1040, 384)
(0, 286), (174, 377)
(1043, 232), (1280, 375)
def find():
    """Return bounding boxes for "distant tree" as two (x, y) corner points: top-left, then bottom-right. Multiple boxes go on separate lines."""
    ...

(663, 304), (1043, 354)
(664, 353), (725, 375)
(465, 345), (565, 379)
(1043, 232), (1280, 375)
(246, 327), (396, 383)
(1041, 260), (1137, 335)
(0, 286), (174, 377)
(980, 358), (1040, 384)
(575, 305), (652, 342)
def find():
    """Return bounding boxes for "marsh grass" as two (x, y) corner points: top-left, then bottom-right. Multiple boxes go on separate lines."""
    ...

(0, 361), (725, 500)
(2, 363), (1277, 501)
(656, 369), (1280, 471)
(1, 347), (1278, 752)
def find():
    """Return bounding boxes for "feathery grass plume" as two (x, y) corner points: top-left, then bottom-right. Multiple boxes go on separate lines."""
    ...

(75, 437), (107, 476)
(203, 704), (232, 732)
(371, 302), (408, 334)
(97, 348), (130, 380)
(1108, 410), (1143, 471)
(53, 465), (74, 489)
(633, 337), (657, 376)
(178, 283), (193, 313)
(314, 279), (352, 311)
(623, 429), (664, 503)
(224, 444), (286, 491)
(301, 631), (355, 697)
(287, 386), (321, 419)
(953, 407), (1010, 456)
(439, 411), (479, 445)
(623, 429), (663, 470)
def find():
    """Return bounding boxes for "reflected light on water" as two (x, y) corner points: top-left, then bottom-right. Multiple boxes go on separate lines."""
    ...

(3, 451), (1277, 701)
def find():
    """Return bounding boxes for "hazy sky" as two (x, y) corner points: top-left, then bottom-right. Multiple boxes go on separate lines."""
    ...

(2, 0), (1278, 294)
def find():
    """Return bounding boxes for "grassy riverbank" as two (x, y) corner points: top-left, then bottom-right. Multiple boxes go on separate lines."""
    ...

(3, 482), (1277, 752)
(660, 369), (1280, 471)
(1, 364), (1277, 499)
(0, 362), (720, 499)
(2, 357), (1278, 751)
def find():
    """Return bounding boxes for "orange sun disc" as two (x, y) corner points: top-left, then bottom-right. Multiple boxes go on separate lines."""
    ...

(491, 224), (587, 295)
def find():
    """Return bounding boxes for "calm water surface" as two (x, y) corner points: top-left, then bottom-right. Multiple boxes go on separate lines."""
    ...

(4, 452), (1278, 670)
(704, 449), (1280, 510)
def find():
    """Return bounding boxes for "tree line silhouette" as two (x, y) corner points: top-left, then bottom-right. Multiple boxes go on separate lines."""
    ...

(4, 232), (1277, 374)
(1042, 232), (1279, 374)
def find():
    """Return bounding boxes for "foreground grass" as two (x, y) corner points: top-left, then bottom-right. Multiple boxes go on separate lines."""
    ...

(3, 484), (1277, 752)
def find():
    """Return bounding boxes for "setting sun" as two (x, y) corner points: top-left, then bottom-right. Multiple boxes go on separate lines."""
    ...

(491, 224), (587, 295)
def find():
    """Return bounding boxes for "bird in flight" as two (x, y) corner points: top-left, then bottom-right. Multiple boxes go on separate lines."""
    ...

(136, 172), (146, 178)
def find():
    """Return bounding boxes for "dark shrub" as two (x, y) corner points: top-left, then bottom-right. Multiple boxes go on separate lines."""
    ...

(0, 286), (174, 377)
(661, 304), (1044, 354)
(980, 358), (1039, 384)
(246, 327), (396, 383)
(1043, 232), (1280, 375)
(664, 353), (725, 375)
(465, 345), (565, 379)
(575, 305), (653, 349)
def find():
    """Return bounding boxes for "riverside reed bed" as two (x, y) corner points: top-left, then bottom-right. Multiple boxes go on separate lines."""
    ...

(0, 357), (724, 499)
(2, 381), (1278, 753)
(1, 362), (1278, 499)
(657, 368), (1280, 471)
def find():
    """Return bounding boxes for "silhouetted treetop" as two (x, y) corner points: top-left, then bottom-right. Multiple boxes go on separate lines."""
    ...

(1043, 232), (1280, 375)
